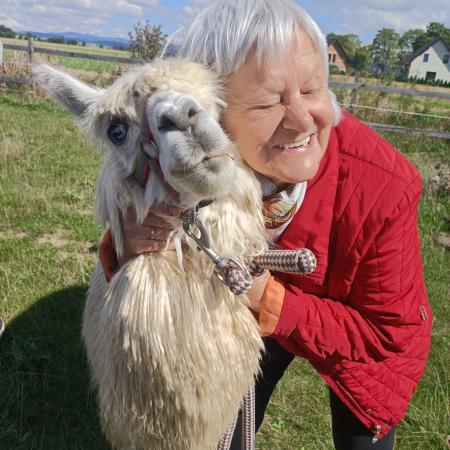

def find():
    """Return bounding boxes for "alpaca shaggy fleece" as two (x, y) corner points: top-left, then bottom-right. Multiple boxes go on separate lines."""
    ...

(33, 59), (268, 450)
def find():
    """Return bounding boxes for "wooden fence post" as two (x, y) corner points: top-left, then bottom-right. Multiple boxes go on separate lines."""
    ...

(27, 37), (35, 92)
(27, 37), (34, 65)
(350, 72), (361, 113)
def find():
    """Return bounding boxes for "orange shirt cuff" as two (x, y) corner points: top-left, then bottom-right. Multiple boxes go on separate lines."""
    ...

(98, 228), (118, 282)
(259, 276), (285, 337)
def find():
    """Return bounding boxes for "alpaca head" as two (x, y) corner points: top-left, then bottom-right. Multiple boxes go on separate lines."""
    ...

(33, 60), (237, 210)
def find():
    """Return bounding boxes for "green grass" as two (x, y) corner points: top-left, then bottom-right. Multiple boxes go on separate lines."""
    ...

(331, 89), (450, 133)
(1, 37), (132, 72)
(3, 48), (124, 74)
(0, 92), (449, 449)
(1, 37), (131, 57)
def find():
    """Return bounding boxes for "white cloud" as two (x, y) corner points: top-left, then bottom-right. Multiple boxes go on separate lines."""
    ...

(1, 0), (448, 40)
(1, 0), (160, 34)
(181, 0), (215, 16)
(170, 0), (449, 40)
(318, 0), (449, 39)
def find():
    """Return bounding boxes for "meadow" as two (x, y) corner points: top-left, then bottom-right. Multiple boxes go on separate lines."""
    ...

(0, 89), (449, 449)
(1, 38), (131, 74)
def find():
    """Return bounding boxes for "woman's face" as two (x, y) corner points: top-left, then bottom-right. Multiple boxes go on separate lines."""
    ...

(223, 31), (334, 186)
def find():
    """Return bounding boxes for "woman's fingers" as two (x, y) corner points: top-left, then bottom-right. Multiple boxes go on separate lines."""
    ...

(151, 203), (180, 217)
(141, 214), (175, 230)
(146, 228), (173, 241)
(134, 238), (176, 253)
(120, 205), (179, 263)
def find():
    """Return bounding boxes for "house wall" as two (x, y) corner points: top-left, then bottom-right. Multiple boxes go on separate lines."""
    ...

(408, 40), (450, 82)
(327, 44), (347, 72)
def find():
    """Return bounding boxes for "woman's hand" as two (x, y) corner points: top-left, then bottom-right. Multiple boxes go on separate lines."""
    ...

(119, 205), (179, 267)
(246, 270), (271, 314)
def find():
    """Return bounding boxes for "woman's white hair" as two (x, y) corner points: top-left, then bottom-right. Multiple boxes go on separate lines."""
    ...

(176, 0), (341, 125)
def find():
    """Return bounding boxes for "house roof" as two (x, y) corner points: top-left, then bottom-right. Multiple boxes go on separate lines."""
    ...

(327, 39), (349, 64)
(403, 37), (450, 65)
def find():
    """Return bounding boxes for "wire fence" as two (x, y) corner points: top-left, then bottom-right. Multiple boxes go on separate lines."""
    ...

(1, 38), (450, 139)
(339, 103), (450, 121)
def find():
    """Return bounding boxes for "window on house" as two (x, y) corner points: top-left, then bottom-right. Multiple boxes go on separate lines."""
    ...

(425, 71), (436, 81)
(332, 54), (336, 63)
(328, 53), (331, 62)
(423, 53), (429, 62)
(444, 54), (449, 64)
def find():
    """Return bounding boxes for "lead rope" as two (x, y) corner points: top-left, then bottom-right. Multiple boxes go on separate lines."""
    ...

(241, 385), (256, 450)
(182, 211), (317, 450)
(217, 384), (255, 450)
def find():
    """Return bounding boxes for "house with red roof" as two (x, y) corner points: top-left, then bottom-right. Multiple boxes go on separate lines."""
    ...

(327, 39), (350, 73)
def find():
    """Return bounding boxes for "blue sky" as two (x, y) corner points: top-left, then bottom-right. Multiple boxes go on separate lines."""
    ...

(2, 0), (449, 44)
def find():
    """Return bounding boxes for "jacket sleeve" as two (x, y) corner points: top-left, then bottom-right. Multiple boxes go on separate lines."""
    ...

(260, 175), (430, 364)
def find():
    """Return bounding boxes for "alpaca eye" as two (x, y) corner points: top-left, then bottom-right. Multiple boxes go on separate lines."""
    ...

(107, 117), (129, 146)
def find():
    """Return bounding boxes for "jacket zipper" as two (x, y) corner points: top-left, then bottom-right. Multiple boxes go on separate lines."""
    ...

(419, 305), (428, 321)
(372, 424), (382, 443)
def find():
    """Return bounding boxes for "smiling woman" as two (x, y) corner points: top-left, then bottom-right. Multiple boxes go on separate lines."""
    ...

(98, 1), (432, 449)
(223, 29), (334, 185)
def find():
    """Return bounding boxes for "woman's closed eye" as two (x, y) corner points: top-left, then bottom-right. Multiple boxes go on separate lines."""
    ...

(251, 101), (281, 110)
(301, 87), (327, 96)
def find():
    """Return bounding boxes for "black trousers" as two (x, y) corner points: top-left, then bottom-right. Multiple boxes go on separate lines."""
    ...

(229, 339), (396, 450)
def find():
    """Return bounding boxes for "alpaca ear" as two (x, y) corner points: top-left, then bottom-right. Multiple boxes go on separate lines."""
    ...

(32, 64), (101, 117)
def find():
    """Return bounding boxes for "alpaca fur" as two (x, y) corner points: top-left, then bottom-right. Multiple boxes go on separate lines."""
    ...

(33, 59), (268, 450)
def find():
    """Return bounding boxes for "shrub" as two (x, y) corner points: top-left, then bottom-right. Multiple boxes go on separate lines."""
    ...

(128, 20), (166, 61)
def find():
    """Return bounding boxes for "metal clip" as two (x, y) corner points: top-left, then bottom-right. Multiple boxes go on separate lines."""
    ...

(183, 211), (222, 265)
(182, 210), (250, 288)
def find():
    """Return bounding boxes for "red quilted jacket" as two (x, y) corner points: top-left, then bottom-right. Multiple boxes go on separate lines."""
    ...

(261, 111), (432, 441)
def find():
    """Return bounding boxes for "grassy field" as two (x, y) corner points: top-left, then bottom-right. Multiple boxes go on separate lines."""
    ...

(0, 37), (131, 57)
(0, 92), (449, 449)
(1, 37), (131, 73)
(332, 89), (450, 133)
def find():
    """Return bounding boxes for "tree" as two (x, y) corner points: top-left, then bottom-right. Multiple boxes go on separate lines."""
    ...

(66, 39), (78, 46)
(0, 25), (15, 38)
(399, 29), (425, 55)
(351, 47), (372, 74)
(369, 28), (401, 76)
(425, 22), (450, 44)
(413, 22), (450, 49)
(128, 20), (167, 61)
(47, 35), (65, 44)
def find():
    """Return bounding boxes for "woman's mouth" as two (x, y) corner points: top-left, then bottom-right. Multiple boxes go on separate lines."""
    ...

(274, 134), (315, 152)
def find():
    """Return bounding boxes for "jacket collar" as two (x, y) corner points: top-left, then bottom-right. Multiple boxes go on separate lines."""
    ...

(277, 127), (339, 285)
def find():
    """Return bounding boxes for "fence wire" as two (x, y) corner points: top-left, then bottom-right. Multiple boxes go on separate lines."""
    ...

(340, 103), (450, 120)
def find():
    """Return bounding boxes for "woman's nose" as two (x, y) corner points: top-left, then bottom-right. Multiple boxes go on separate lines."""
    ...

(281, 98), (313, 132)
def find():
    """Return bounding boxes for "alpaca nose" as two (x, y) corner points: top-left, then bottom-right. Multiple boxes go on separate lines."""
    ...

(158, 98), (202, 132)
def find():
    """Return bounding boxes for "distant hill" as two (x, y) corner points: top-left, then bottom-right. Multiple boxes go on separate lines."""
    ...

(18, 31), (129, 48)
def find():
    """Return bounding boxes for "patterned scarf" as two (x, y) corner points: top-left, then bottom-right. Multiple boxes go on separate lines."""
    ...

(259, 176), (307, 242)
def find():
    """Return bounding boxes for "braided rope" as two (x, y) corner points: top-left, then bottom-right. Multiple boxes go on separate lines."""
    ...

(216, 249), (317, 449)
(250, 248), (317, 275)
(217, 415), (238, 450)
(241, 385), (256, 450)
(216, 384), (256, 450)
(224, 248), (317, 295)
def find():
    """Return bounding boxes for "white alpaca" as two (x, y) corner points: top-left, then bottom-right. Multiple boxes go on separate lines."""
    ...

(33, 60), (267, 450)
